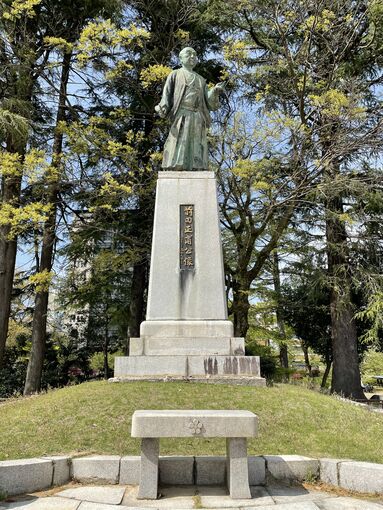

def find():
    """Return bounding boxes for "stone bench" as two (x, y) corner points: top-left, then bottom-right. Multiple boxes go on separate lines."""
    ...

(131, 409), (258, 499)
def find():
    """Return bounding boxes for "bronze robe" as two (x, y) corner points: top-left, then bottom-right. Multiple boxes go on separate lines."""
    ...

(157, 68), (220, 171)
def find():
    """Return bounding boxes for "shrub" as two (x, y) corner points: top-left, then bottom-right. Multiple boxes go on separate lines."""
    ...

(245, 342), (278, 380)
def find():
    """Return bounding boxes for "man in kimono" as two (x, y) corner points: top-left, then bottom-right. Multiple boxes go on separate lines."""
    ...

(155, 47), (225, 171)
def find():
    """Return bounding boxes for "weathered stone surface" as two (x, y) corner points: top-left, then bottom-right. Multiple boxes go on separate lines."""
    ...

(115, 355), (262, 378)
(43, 456), (71, 486)
(122, 484), (196, 508)
(248, 456), (266, 486)
(131, 410), (258, 438)
(319, 458), (343, 486)
(114, 356), (187, 377)
(230, 338), (245, 355)
(195, 456), (226, 485)
(145, 172), (227, 321)
(140, 320), (234, 338)
(2, 497), (80, 509)
(248, 503), (320, 510)
(119, 456), (141, 485)
(226, 438), (251, 499)
(266, 486), (332, 504)
(129, 338), (143, 356)
(77, 503), (122, 510)
(338, 461), (383, 494)
(137, 438), (159, 499)
(57, 487), (125, 505)
(136, 337), (232, 356)
(159, 456), (194, 485)
(264, 455), (319, 482)
(315, 496), (383, 509)
(0, 458), (53, 496)
(71, 456), (120, 484)
(187, 356), (261, 377)
(199, 486), (273, 508)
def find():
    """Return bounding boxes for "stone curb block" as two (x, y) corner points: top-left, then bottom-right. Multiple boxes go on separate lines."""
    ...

(72, 456), (120, 484)
(44, 455), (72, 486)
(338, 461), (383, 494)
(264, 455), (319, 482)
(195, 456), (226, 485)
(160, 456), (194, 485)
(2, 454), (383, 496)
(119, 456), (140, 484)
(249, 456), (266, 485)
(121, 455), (266, 486)
(0, 458), (53, 496)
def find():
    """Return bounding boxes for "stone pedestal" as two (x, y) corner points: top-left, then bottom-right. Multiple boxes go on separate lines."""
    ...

(114, 171), (265, 385)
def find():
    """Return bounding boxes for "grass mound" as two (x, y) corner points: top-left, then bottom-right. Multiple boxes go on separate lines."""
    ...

(0, 381), (382, 462)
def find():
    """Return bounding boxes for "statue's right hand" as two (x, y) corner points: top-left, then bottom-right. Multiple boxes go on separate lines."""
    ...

(155, 104), (167, 118)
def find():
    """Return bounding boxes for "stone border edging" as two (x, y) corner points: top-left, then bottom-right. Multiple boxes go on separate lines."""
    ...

(0, 454), (382, 498)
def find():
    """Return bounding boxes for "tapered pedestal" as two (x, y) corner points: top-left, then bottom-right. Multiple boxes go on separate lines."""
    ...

(114, 171), (264, 385)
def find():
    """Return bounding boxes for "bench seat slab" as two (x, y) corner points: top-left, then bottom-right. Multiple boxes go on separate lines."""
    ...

(132, 410), (258, 438)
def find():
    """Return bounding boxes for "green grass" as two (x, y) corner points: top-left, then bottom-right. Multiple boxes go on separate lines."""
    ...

(0, 381), (382, 462)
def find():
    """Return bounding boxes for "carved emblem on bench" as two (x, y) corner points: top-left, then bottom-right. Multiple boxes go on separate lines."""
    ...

(188, 418), (203, 435)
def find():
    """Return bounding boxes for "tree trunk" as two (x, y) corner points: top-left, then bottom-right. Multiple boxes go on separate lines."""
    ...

(128, 260), (147, 339)
(24, 51), (71, 395)
(0, 22), (37, 367)
(330, 294), (364, 398)
(326, 194), (365, 400)
(301, 341), (312, 376)
(321, 359), (332, 388)
(272, 251), (289, 370)
(0, 202), (19, 367)
(232, 279), (250, 338)
(103, 315), (109, 380)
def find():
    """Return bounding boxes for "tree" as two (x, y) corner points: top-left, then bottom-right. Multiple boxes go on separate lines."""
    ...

(207, 0), (383, 398)
(24, 0), (121, 395)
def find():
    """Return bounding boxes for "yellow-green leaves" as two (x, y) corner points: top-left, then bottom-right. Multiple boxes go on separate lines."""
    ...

(105, 61), (133, 80)
(43, 37), (73, 54)
(2, 0), (41, 20)
(27, 269), (53, 293)
(88, 172), (132, 214)
(223, 38), (249, 64)
(0, 202), (51, 238)
(0, 152), (22, 177)
(309, 89), (366, 119)
(301, 9), (336, 34)
(140, 65), (172, 89)
(77, 20), (150, 66)
(100, 172), (132, 197)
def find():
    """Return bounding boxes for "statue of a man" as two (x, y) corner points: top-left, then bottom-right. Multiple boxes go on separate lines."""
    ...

(155, 47), (225, 171)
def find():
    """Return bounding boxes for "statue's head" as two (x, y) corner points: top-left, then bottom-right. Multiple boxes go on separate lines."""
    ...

(179, 47), (197, 69)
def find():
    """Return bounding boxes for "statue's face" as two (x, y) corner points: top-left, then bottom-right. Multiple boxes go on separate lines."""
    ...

(180, 48), (197, 69)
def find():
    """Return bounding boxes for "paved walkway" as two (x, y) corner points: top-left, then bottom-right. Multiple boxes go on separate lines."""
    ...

(1, 484), (383, 510)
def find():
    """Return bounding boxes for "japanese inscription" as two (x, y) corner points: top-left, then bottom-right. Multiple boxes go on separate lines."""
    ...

(180, 204), (195, 270)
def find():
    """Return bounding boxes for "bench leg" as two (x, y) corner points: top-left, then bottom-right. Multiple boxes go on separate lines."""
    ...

(137, 438), (159, 499)
(226, 438), (251, 499)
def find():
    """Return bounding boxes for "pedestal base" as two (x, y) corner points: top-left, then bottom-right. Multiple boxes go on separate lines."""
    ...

(114, 355), (263, 378)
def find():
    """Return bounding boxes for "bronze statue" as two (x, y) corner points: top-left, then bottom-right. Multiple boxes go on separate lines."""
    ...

(155, 47), (225, 171)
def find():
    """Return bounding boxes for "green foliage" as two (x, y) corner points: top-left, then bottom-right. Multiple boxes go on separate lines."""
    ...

(361, 350), (383, 380)
(89, 350), (124, 372)
(245, 341), (278, 381)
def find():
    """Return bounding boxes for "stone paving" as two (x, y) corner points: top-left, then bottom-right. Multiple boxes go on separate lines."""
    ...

(1, 484), (383, 510)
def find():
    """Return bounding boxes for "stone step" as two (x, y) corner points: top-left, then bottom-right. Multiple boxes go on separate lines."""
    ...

(114, 355), (261, 378)
(129, 337), (244, 356)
